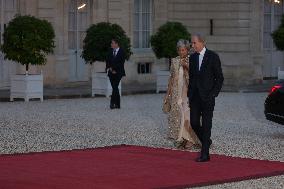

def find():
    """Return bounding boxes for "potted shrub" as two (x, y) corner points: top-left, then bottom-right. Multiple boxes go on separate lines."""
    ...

(1, 15), (55, 101)
(150, 21), (191, 93)
(272, 15), (284, 80)
(81, 22), (132, 97)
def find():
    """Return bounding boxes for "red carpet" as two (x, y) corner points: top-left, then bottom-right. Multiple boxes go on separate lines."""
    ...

(0, 145), (283, 189)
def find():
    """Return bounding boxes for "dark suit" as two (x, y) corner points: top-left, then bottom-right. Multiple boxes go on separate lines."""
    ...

(106, 48), (126, 108)
(188, 48), (224, 157)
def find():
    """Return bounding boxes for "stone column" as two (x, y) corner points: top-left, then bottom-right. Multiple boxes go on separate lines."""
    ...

(250, 0), (264, 83)
(53, 0), (69, 85)
(94, 0), (108, 23)
(24, 0), (38, 16)
(16, 0), (39, 75)
(154, 0), (168, 30)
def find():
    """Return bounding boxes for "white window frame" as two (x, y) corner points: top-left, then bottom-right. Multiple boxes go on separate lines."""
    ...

(133, 0), (153, 50)
(137, 62), (152, 74)
(0, 0), (19, 44)
(68, 0), (91, 50)
(0, 0), (19, 88)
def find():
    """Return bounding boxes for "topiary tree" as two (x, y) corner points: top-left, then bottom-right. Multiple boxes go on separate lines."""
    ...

(272, 15), (284, 51)
(150, 21), (191, 69)
(81, 22), (132, 65)
(1, 15), (55, 73)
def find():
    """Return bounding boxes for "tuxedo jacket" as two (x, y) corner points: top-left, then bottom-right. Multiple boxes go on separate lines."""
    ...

(106, 48), (126, 77)
(188, 49), (224, 101)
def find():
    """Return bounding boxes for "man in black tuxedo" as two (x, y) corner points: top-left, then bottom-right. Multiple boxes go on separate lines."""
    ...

(188, 34), (224, 162)
(106, 39), (126, 109)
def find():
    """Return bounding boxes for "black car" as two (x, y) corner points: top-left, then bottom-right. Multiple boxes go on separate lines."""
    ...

(264, 80), (284, 125)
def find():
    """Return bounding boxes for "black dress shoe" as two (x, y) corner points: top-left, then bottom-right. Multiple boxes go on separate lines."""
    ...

(196, 155), (210, 162)
(110, 104), (115, 109)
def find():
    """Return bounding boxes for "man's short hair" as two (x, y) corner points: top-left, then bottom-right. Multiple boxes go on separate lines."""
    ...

(111, 38), (120, 45)
(191, 33), (206, 43)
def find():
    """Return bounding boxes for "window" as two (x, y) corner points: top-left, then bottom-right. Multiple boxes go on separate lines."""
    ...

(0, 0), (19, 87)
(263, 0), (284, 49)
(133, 0), (152, 49)
(137, 62), (151, 74)
(0, 0), (19, 46)
(68, 0), (90, 50)
(0, 0), (19, 43)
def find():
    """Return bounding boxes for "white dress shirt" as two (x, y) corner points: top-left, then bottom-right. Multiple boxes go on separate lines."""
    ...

(113, 48), (120, 56)
(198, 47), (206, 71)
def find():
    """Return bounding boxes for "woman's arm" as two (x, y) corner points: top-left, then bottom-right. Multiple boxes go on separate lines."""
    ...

(166, 59), (175, 99)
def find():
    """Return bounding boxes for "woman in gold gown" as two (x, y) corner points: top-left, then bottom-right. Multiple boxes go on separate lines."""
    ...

(163, 39), (200, 149)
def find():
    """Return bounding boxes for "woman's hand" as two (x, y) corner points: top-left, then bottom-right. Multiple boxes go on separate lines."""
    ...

(181, 59), (189, 70)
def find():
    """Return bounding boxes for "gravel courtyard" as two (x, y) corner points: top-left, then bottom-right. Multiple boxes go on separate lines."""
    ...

(0, 92), (283, 188)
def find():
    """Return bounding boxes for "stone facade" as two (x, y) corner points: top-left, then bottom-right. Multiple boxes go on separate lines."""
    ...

(0, 0), (283, 89)
(167, 0), (264, 87)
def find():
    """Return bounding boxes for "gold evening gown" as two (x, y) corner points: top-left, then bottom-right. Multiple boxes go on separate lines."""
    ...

(165, 56), (200, 146)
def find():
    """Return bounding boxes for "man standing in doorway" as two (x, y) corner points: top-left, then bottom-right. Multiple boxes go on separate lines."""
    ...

(106, 39), (126, 109)
(188, 34), (224, 162)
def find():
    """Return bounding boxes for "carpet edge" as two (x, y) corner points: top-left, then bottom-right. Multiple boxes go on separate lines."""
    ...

(0, 144), (129, 157)
(156, 170), (284, 189)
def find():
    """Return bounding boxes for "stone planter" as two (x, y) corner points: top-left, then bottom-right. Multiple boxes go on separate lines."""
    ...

(156, 70), (170, 93)
(92, 72), (121, 97)
(10, 74), (43, 102)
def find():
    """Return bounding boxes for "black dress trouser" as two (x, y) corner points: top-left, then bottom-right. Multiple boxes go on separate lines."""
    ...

(109, 73), (122, 107)
(190, 91), (215, 156)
